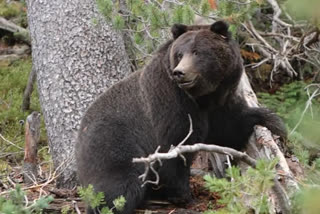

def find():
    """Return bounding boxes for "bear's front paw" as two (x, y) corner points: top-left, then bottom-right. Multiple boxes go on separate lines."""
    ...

(168, 192), (192, 205)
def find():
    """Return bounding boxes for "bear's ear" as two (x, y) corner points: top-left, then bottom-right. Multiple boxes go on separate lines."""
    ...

(210, 21), (230, 39)
(171, 24), (188, 40)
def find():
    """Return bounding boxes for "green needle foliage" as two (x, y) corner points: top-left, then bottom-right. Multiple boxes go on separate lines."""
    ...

(78, 184), (106, 209)
(0, 185), (54, 214)
(203, 159), (278, 214)
(78, 184), (126, 214)
(96, 0), (265, 66)
(258, 81), (309, 123)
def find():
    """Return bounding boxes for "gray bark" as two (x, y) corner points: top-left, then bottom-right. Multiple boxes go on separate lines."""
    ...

(26, 0), (131, 188)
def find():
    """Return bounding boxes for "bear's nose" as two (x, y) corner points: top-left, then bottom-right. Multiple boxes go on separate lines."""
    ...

(173, 69), (185, 79)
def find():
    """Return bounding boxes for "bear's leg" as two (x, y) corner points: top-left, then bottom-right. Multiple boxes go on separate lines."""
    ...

(207, 102), (286, 150)
(242, 107), (287, 138)
(154, 157), (193, 205)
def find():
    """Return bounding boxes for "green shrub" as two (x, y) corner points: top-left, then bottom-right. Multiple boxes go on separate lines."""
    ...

(203, 159), (278, 214)
(0, 185), (53, 214)
(78, 184), (126, 214)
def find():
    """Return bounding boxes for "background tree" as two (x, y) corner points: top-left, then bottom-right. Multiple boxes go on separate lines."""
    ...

(26, 0), (132, 187)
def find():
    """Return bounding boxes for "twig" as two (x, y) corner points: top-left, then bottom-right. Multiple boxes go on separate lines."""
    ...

(7, 176), (16, 187)
(0, 156), (72, 196)
(226, 155), (234, 182)
(0, 151), (24, 159)
(290, 84), (320, 135)
(246, 21), (277, 53)
(0, 133), (23, 150)
(265, 0), (304, 29)
(177, 114), (193, 146)
(259, 32), (299, 42)
(72, 200), (82, 214)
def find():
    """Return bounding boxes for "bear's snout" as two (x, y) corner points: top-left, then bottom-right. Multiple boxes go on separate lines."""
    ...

(172, 53), (197, 85)
(173, 72), (199, 90)
(172, 69), (185, 80)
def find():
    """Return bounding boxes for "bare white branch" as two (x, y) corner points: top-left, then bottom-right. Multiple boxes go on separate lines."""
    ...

(0, 133), (23, 150)
(290, 84), (320, 135)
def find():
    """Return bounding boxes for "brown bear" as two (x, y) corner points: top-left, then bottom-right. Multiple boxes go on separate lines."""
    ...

(75, 21), (286, 214)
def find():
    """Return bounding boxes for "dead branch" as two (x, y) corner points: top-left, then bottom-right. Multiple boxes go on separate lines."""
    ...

(72, 200), (82, 214)
(237, 0), (320, 81)
(244, 21), (298, 79)
(266, 0), (290, 32)
(133, 143), (257, 174)
(297, 27), (320, 52)
(246, 21), (277, 53)
(259, 32), (299, 42)
(0, 17), (31, 45)
(22, 68), (37, 111)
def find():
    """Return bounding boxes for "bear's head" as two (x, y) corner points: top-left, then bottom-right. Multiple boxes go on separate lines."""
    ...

(169, 21), (243, 99)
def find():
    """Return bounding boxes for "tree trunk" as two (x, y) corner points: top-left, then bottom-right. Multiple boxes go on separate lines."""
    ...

(26, 0), (131, 188)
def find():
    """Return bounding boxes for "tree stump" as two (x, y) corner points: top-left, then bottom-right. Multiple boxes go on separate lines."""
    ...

(23, 111), (41, 184)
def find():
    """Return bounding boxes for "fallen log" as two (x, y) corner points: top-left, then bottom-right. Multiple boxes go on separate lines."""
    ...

(0, 16), (31, 45)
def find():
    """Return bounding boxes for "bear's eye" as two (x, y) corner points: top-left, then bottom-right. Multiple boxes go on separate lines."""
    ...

(177, 52), (183, 61)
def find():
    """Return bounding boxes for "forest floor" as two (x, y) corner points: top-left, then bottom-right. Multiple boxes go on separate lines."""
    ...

(1, 160), (220, 214)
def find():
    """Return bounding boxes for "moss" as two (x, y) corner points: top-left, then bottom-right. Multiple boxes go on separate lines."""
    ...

(0, 1), (23, 19)
(0, 0), (28, 28)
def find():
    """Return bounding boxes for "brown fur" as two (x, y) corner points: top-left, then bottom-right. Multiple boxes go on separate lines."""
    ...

(75, 21), (286, 214)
